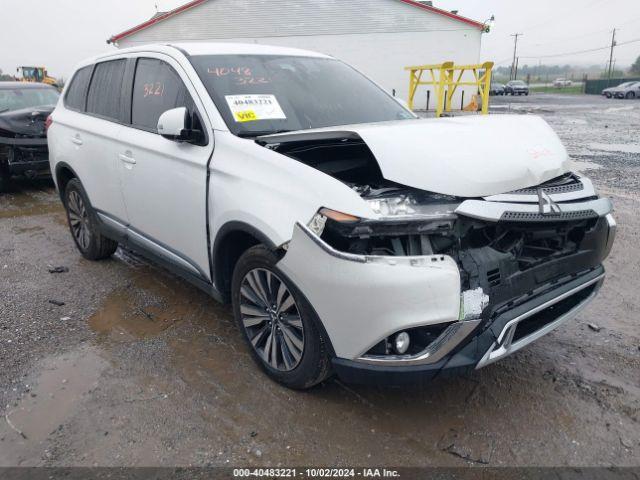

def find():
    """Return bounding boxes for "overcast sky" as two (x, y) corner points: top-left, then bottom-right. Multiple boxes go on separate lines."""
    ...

(1, 0), (639, 79)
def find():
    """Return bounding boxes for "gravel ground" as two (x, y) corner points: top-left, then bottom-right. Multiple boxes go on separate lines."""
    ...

(0, 93), (638, 468)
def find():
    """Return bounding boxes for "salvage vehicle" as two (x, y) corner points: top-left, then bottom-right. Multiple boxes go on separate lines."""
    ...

(489, 82), (505, 95)
(0, 82), (59, 192)
(601, 81), (640, 99)
(504, 80), (529, 95)
(613, 81), (640, 99)
(48, 44), (616, 388)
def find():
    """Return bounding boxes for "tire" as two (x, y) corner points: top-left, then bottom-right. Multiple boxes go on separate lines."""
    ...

(232, 245), (331, 389)
(525, 92), (529, 96)
(626, 92), (635, 99)
(63, 178), (118, 260)
(605, 92), (612, 98)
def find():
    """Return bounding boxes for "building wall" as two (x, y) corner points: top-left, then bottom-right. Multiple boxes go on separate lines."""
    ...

(117, 0), (483, 107)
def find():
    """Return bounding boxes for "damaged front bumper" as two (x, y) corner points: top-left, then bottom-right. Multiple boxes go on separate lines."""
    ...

(277, 195), (615, 386)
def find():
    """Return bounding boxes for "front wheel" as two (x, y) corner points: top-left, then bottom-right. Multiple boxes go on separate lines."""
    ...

(232, 245), (331, 389)
(63, 178), (118, 260)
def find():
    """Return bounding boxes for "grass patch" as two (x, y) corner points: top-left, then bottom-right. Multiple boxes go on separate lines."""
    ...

(530, 85), (584, 94)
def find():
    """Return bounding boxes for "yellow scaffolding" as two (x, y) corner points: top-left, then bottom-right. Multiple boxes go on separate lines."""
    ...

(405, 61), (494, 117)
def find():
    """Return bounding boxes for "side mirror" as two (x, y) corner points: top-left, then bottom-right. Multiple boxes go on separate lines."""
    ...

(157, 107), (202, 143)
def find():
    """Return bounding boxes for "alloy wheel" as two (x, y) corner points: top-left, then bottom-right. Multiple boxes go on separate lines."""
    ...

(239, 268), (304, 371)
(67, 190), (91, 251)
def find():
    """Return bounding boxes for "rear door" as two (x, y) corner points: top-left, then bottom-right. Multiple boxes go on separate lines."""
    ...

(56, 60), (129, 224)
(116, 54), (214, 281)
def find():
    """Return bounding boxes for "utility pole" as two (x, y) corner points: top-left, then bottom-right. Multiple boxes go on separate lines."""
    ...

(510, 33), (523, 80)
(607, 28), (616, 85)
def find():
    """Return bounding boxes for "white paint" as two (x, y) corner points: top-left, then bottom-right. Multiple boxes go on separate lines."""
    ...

(278, 223), (461, 359)
(267, 115), (571, 198)
(115, 0), (483, 106)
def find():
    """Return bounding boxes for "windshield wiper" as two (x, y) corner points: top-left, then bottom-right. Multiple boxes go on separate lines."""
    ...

(237, 129), (293, 138)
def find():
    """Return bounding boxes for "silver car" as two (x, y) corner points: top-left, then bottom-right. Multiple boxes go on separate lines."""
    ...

(602, 81), (640, 99)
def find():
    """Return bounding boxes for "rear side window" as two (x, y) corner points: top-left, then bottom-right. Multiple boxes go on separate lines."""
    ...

(86, 59), (126, 121)
(131, 58), (191, 132)
(65, 66), (92, 111)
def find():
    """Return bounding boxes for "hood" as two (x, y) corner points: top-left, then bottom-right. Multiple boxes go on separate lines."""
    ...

(260, 115), (570, 198)
(0, 105), (54, 138)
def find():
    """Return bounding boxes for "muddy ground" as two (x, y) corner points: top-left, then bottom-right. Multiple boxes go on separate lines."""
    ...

(0, 93), (638, 468)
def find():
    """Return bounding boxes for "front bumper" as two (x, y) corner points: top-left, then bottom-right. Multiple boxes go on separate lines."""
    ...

(277, 198), (615, 385)
(0, 137), (50, 175)
(332, 266), (605, 386)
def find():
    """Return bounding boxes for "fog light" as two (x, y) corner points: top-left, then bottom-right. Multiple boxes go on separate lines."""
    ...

(394, 332), (410, 354)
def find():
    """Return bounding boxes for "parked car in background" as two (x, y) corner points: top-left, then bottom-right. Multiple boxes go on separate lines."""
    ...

(601, 81), (639, 98)
(613, 81), (640, 99)
(489, 82), (505, 95)
(0, 82), (59, 192)
(505, 80), (529, 95)
(553, 78), (572, 87)
(49, 43), (615, 389)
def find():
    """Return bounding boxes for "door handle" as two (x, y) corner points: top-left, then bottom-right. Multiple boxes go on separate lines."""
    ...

(71, 135), (83, 146)
(119, 153), (136, 165)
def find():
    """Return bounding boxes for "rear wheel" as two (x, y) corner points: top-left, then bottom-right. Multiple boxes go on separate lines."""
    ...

(232, 245), (331, 389)
(626, 92), (635, 99)
(63, 178), (118, 260)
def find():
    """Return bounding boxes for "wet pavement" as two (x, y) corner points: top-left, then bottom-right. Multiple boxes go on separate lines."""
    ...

(0, 94), (639, 467)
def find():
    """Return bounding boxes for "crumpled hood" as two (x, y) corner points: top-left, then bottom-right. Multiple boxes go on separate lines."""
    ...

(263, 115), (571, 198)
(0, 105), (54, 138)
(340, 115), (570, 198)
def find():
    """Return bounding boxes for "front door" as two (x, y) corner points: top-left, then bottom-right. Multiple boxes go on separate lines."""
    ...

(116, 55), (214, 281)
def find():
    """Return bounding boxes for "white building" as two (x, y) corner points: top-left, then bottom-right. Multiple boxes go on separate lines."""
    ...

(108, 0), (487, 108)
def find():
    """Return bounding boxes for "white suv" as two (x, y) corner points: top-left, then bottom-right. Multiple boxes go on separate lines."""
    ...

(48, 43), (616, 389)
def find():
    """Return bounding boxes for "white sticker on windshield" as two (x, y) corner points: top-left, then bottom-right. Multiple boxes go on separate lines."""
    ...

(225, 94), (286, 123)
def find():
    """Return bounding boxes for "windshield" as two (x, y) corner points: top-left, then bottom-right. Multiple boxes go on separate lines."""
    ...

(511, 81), (526, 86)
(0, 87), (59, 113)
(191, 54), (415, 137)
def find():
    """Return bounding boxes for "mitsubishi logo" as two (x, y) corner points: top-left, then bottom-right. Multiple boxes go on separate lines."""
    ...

(538, 189), (561, 215)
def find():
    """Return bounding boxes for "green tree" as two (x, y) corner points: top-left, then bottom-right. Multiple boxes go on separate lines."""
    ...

(631, 55), (640, 75)
(0, 69), (16, 81)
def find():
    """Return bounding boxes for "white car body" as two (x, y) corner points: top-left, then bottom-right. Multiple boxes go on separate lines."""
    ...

(48, 43), (616, 387)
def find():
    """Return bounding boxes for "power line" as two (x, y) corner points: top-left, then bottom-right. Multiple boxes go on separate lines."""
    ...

(518, 37), (640, 59)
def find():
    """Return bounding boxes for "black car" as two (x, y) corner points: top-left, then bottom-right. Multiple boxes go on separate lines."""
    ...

(0, 82), (59, 192)
(490, 82), (505, 95)
(504, 80), (529, 96)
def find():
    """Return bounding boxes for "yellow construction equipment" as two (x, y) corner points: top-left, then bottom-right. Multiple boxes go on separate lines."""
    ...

(405, 61), (493, 117)
(16, 66), (58, 87)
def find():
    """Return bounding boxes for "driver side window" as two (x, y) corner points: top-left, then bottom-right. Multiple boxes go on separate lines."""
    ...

(131, 58), (193, 132)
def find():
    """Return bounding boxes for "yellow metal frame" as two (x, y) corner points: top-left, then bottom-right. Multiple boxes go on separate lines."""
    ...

(406, 61), (494, 117)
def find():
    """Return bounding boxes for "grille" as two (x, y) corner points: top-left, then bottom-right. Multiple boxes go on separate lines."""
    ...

(511, 174), (584, 195)
(500, 210), (598, 222)
(511, 283), (597, 343)
(11, 146), (48, 164)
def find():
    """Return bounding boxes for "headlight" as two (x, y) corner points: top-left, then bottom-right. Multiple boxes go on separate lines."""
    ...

(307, 208), (360, 236)
(367, 195), (418, 217)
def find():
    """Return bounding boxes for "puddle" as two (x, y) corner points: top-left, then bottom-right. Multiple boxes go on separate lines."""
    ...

(11, 225), (44, 235)
(0, 346), (107, 466)
(589, 143), (640, 155)
(88, 266), (215, 342)
(569, 159), (602, 172)
(0, 190), (63, 219)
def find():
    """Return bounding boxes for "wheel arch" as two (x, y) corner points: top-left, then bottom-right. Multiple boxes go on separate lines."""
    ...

(54, 162), (81, 201)
(212, 221), (278, 302)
